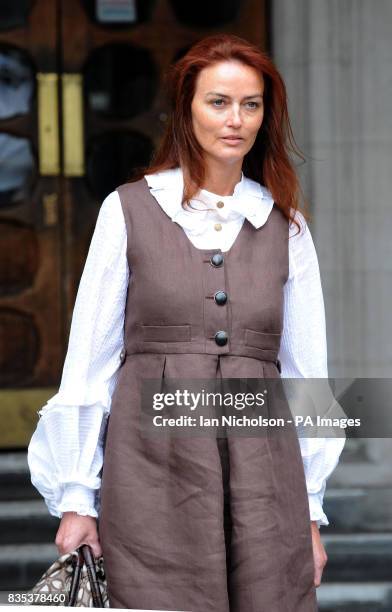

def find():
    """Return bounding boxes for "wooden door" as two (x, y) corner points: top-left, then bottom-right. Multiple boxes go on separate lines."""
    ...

(0, 0), (268, 447)
(0, 1), (64, 445)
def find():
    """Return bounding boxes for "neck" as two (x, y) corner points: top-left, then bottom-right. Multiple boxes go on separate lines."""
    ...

(201, 159), (243, 196)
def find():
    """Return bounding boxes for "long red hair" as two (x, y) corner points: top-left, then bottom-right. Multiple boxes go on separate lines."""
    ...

(135, 34), (308, 233)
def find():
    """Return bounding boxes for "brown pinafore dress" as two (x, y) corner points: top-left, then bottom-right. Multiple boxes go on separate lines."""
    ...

(98, 178), (317, 612)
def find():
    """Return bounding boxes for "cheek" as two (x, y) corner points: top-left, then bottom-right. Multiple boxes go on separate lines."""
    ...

(258, 109), (265, 128)
(198, 108), (219, 131)
(253, 109), (264, 128)
(194, 112), (222, 145)
(247, 113), (264, 137)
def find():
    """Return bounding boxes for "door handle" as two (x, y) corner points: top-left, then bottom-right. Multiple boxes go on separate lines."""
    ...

(37, 73), (60, 176)
(62, 73), (85, 177)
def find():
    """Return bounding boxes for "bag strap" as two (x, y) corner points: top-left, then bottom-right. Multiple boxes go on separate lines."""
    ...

(80, 545), (105, 608)
(68, 549), (84, 607)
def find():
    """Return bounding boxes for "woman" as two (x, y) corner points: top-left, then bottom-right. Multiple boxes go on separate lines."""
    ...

(28, 34), (345, 611)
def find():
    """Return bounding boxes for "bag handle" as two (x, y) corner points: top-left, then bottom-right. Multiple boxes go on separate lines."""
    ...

(81, 545), (105, 608)
(67, 545), (104, 608)
(68, 549), (84, 607)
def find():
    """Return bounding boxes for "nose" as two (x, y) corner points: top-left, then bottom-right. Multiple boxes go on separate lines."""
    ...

(226, 104), (242, 128)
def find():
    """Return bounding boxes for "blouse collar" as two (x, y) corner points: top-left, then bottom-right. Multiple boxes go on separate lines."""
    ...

(144, 167), (274, 236)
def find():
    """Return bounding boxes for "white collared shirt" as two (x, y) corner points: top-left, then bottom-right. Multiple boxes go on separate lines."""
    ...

(27, 168), (345, 527)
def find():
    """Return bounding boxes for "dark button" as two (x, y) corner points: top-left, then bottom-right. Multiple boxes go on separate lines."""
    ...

(214, 290), (228, 306)
(214, 330), (228, 346)
(120, 348), (126, 363)
(210, 253), (224, 268)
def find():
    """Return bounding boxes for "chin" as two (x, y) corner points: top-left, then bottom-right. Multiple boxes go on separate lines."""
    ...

(221, 153), (245, 165)
(213, 148), (245, 163)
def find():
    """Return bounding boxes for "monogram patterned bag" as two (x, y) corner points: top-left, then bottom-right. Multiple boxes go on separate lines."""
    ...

(27, 544), (109, 607)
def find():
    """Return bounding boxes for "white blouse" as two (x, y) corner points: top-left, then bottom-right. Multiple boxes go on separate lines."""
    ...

(27, 167), (345, 528)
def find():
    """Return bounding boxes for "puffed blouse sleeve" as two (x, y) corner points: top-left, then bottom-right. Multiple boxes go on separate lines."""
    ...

(278, 211), (346, 527)
(27, 190), (129, 518)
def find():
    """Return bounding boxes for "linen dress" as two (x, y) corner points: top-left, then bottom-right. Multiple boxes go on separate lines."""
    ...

(98, 178), (317, 611)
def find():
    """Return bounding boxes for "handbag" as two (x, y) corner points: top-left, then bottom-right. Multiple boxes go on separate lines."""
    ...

(26, 544), (110, 607)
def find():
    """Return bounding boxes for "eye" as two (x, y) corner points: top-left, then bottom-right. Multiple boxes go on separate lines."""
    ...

(245, 101), (260, 109)
(211, 99), (225, 107)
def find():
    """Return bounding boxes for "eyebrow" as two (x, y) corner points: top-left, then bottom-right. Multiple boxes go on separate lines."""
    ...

(205, 92), (263, 100)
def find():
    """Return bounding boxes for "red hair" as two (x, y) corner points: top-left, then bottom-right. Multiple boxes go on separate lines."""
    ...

(135, 34), (308, 233)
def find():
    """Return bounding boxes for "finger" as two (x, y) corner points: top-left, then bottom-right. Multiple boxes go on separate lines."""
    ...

(57, 531), (87, 555)
(86, 540), (103, 558)
(314, 565), (323, 588)
(56, 543), (71, 556)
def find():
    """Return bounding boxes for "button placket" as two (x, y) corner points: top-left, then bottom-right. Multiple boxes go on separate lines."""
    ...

(204, 252), (230, 352)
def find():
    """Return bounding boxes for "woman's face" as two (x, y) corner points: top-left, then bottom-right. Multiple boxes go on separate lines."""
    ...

(191, 60), (264, 167)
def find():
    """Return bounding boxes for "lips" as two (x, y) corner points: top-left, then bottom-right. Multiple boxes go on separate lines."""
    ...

(220, 136), (244, 146)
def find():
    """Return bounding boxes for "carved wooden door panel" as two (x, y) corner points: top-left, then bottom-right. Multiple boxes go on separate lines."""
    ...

(0, 1), (64, 446)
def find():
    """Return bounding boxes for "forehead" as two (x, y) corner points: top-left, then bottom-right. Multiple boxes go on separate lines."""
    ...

(195, 60), (264, 93)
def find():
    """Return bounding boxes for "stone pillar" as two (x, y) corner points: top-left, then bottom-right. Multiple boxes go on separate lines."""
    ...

(271, 0), (392, 378)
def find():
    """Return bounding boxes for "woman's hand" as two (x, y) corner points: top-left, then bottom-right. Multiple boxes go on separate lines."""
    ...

(311, 520), (328, 587)
(55, 512), (102, 558)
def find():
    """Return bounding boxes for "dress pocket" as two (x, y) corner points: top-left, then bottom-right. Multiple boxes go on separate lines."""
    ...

(244, 328), (281, 351)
